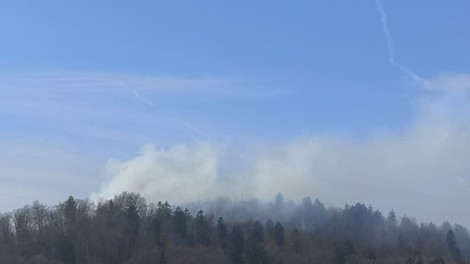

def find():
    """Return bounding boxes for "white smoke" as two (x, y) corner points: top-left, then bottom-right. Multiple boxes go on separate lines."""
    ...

(94, 73), (470, 226)
(93, 143), (221, 203)
(423, 73), (470, 95)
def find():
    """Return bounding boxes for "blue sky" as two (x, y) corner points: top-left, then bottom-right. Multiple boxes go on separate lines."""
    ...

(1, 1), (470, 226)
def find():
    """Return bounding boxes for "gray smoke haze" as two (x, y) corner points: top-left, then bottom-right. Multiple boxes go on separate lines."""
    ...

(93, 73), (470, 227)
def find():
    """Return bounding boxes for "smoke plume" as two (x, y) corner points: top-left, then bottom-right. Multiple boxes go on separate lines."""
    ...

(94, 73), (470, 226)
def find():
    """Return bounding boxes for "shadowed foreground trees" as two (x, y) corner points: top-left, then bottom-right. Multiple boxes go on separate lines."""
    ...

(0, 192), (468, 264)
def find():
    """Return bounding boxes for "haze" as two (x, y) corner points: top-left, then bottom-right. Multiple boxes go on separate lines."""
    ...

(0, 0), (469, 227)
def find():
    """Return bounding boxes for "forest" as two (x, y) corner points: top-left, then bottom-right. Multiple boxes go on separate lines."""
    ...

(0, 192), (468, 264)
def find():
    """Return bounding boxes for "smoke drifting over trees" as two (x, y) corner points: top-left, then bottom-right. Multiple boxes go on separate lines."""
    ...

(0, 193), (469, 264)
(91, 76), (470, 228)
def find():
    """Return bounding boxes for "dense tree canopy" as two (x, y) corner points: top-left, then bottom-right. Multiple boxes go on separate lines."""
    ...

(0, 192), (468, 264)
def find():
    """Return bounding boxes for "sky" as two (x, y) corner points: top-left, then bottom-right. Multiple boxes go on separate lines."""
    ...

(1, 0), (470, 227)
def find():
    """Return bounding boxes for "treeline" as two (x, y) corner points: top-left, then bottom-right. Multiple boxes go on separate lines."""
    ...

(0, 192), (468, 264)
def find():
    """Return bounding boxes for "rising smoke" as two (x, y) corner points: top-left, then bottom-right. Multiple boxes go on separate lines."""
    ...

(93, 73), (470, 225)
(92, 2), (470, 226)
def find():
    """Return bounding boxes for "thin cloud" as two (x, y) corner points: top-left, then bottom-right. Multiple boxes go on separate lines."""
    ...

(0, 141), (103, 211)
(0, 72), (279, 150)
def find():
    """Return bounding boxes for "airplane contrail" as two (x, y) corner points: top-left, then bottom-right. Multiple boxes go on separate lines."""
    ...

(373, 0), (424, 84)
(183, 122), (210, 138)
(130, 89), (155, 107)
(120, 80), (155, 107)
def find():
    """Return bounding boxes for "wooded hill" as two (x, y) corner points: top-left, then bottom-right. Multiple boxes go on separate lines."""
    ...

(0, 192), (468, 264)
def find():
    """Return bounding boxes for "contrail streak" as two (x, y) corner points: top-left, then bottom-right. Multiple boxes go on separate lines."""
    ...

(183, 122), (210, 138)
(120, 80), (155, 107)
(373, 0), (424, 84)
(131, 89), (155, 107)
(120, 80), (213, 137)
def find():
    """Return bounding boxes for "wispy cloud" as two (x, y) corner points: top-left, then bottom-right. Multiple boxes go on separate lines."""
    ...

(0, 72), (281, 151)
(0, 141), (103, 211)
